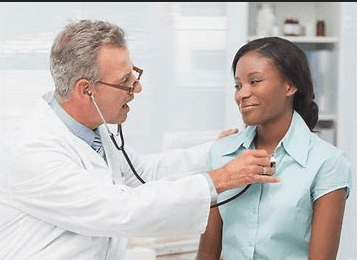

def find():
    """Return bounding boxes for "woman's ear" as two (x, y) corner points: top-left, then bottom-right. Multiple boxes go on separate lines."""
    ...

(286, 84), (297, 97)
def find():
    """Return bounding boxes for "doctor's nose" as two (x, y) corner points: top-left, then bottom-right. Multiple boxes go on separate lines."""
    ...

(132, 81), (142, 94)
(130, 66), (143, 94)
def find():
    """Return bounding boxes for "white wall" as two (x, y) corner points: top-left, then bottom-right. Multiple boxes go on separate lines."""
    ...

(337, 2), (357, 259)
(0, 2), (247, 154)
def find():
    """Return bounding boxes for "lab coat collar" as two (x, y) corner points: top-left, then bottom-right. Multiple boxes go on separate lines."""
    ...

(48, 93), (96, 147)
(40, 91), (108, 169)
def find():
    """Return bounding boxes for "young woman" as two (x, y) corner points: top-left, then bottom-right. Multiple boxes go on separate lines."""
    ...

(196, 37), (352, 260)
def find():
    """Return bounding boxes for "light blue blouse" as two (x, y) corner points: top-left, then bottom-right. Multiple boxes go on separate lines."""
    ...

(207, 111), (353, 260)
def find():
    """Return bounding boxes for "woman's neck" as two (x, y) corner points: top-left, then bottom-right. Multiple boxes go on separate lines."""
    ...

(254, 113), (293, 155)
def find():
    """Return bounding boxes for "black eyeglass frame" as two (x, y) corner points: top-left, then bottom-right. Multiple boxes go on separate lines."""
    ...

(97, 66), (143, 95)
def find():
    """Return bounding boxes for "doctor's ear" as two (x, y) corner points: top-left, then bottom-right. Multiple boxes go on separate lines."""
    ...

(74, 79), (93, 98)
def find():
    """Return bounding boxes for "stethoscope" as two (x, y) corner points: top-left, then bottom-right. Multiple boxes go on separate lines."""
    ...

(88, 89), (276, 207)
(88, 89), (146, 184)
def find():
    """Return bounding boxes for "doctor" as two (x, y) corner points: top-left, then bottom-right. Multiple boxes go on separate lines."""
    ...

(0, 19), (278, 260)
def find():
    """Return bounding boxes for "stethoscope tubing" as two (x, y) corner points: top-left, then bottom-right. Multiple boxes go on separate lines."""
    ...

(210, 184), (251, 208)
(110, 125), (146, 184)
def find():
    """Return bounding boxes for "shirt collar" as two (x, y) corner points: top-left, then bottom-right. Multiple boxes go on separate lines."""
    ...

(221, 111), (311, 167)
(220, 125), (256, 156)
(280, 111), (310, 167)
(48, 93), (96, 147)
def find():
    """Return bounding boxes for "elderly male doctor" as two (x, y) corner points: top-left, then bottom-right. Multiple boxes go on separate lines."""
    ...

(0, 19), (278, 260)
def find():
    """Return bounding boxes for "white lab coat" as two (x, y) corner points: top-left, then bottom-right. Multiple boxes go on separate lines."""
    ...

(0, 92), (212, 260)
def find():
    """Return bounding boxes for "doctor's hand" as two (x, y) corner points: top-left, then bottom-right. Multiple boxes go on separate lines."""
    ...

(217, 128), (238, 140)
(208, 149), (279, 194)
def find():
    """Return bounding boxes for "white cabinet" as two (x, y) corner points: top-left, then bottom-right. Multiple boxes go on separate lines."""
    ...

(247, 2), (340, 145)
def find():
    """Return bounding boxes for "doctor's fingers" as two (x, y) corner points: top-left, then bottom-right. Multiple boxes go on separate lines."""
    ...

(239, 149), (271, 163)
(251, 173), (280, 184)
(243, 148), (270, 158)
(217, 128), (239, 139)
(244, 165), (278, 181)
(227, 165), (279, 187)
(238, 152), (271, 167)
(225, 156), (270, 176)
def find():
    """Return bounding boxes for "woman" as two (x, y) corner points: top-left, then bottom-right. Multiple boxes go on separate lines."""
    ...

(196, 37), (352, 260)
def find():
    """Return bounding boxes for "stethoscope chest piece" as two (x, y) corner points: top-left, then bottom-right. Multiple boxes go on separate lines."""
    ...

(270, 155), (276, 175)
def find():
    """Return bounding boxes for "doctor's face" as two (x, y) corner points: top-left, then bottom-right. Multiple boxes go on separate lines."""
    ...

(94, 45), (142, 124)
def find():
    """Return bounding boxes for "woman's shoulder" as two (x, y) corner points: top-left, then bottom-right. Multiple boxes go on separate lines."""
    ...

(309, 132), (353, 200)
(308, 132), (352, 177)
(310, 132), (344, 158)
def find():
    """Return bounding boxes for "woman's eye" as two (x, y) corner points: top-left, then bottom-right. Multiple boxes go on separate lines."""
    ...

(235, 84), (242, 90)
(251, 79), (262, 85)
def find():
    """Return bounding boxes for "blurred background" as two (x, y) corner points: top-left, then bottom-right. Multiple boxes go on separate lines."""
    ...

(0, 2), (356, 259)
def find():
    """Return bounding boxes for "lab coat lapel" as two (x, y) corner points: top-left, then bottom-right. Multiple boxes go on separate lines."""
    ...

(39, 96), (109, 169)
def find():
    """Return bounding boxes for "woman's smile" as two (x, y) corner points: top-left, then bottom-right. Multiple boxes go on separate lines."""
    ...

(239, 102), (259, 113)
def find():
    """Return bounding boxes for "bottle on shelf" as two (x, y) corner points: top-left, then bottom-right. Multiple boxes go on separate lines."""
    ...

(283, 16), (300, 36)
(256, 3), (276, 37)
(316, 19), (326, 36)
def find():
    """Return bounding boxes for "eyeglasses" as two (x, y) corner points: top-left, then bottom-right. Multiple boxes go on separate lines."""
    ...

(97, 66), (143, 95)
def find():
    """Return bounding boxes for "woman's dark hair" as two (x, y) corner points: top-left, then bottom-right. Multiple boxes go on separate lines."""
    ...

(232, 36), (318, 131)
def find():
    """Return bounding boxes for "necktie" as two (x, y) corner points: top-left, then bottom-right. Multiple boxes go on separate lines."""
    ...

(92, 133), (105, 158)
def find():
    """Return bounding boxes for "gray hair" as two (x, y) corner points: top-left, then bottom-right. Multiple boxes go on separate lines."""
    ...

(50, 19), (127, 101)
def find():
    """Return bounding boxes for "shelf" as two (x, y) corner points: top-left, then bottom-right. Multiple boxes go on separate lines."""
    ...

(318, 113), (337, 121)
(247, 35), (338, 44)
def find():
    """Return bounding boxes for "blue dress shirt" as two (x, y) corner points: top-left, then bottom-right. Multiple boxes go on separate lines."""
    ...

(207, 111), (353, 260)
